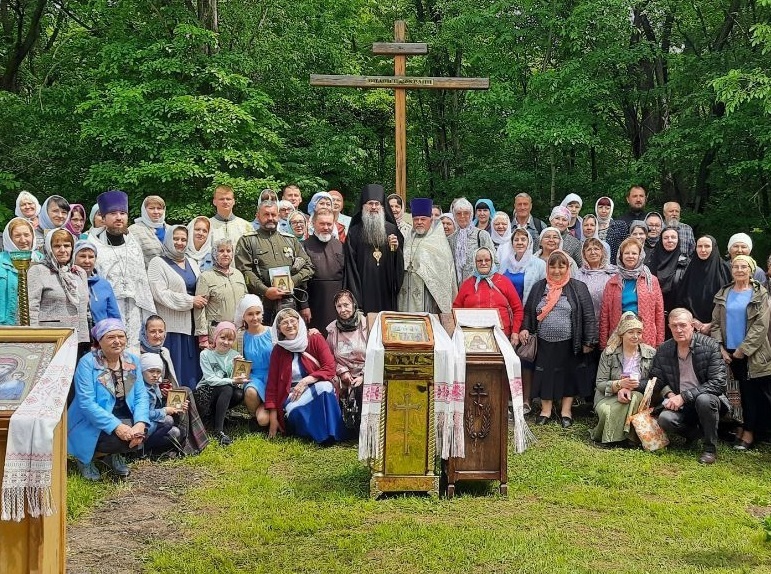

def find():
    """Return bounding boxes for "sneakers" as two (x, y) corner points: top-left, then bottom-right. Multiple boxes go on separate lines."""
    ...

(104, 454), (130, 478)
(216, 431), (232, 446)
(76, 460), (101, 481)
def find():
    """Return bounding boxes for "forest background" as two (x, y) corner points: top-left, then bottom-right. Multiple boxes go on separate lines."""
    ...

(0, 0), (770, 253)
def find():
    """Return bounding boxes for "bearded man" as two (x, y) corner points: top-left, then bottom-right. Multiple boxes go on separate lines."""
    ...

(304, 207), (345, 331)
(91, 190), (156, 354)
(398, 198), (457, 313)
(344, 184), (404, 313)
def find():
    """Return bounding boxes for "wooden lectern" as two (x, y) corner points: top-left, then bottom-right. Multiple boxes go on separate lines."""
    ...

(442, 314), (510, 497)
(369, 313), (439, 498)
(0, 327), (72, 574)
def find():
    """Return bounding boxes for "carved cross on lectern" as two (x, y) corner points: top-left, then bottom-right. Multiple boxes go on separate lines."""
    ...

(393, 391), (422, 455)
(310, 20), (490, 202)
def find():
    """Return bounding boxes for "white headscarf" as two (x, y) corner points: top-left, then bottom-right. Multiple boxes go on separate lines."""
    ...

(3, 218), (35, 252)
(271, 308), (308, 353)
(135, 196), (166, 229)
(498, 228), (534, 275)
(234, 294), (263, 328)
(185, 216), (212, 265)
(14, 191), (41, 219)
(489, 212), (512, 246)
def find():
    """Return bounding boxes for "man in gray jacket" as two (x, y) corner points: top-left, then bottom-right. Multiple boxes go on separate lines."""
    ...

(650, 308), (728, 464)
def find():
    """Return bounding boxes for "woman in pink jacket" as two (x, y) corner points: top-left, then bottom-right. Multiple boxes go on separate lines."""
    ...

(453, 247), (524, 344)
(599, 237), (665, 349)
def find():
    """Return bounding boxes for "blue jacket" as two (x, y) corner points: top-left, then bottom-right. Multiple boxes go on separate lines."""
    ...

(145, 380), (168, 435)
(0, 252), (18, 326)
(67, 350), (150, 463)
(87, 273), (122, 324)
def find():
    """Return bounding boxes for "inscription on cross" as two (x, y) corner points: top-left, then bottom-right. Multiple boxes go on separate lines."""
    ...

(310, 20), (489, 202)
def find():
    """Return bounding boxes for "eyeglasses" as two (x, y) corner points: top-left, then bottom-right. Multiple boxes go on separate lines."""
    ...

(279, 317), (299, 327)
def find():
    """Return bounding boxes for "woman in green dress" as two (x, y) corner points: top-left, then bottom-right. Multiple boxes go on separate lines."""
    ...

(591, 312), (656, 445)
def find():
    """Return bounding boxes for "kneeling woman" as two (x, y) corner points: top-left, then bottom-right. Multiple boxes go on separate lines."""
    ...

(265, 308), (345, 444)
(591, 312), (655, 445)
(68, 318), (150, 480)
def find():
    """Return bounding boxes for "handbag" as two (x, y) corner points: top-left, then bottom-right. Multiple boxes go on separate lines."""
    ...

(628, 376), (669, 452)
(515, 336), (537, 363)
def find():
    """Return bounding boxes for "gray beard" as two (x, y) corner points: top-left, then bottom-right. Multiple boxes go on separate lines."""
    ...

(315, 232), (333, 243)
(666, 219), (679, 228)
(362, 210), (387, 246)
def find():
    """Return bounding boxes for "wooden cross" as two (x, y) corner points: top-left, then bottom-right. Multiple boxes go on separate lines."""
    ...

(393, 391), (422, 455)
(310, 20), (489, 202)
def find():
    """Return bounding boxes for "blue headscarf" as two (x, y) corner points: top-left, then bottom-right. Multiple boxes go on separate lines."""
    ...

(473, 199), (496, 227)
(471, 247), (498, 291)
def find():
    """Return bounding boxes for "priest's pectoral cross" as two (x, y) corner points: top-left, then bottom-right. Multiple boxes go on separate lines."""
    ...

(373, 247), (382, 266)
(393, 391), (421, 455)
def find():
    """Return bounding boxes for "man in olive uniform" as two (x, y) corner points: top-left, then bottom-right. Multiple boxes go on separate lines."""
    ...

(235, 200), (315, 325)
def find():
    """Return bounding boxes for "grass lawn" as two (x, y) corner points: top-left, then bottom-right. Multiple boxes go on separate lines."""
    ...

(68, 419), (771, 573)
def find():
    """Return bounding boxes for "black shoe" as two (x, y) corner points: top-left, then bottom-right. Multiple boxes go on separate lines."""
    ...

(216, 432), (232, 446)
(698, 451), (716, 465)
(560, 416), (573, 429)
(535, 415), (550, 425)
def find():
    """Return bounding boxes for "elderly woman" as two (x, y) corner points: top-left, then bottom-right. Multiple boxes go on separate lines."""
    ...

(307, 191), (334, 233)
(575, 237), (617, 400)
(196, 321), (246, 445)
(448, 198), (496, 284)
(140, 314), (209, 454)
(1, 218), (42, 325)
(68, 318), (150, 480)
(677, 235), (731, 333)
(600, 237), (665, 349)
(28, 229), (89, 351)
(15, 190), (41, 230)
(548, 206), (582, 265)
(711, 255), (771, 451)
(439, 212), (456, 237)
(519, 250), (597, 427)
(147, 225), (206, 389)
(326, 290), (368, 431)
(647, 226), (689, 317)
(277, 199), (294, 234)
(65, 204), (88, 239)
(265, 308), (345, 443)
(498, 228), (546, 413)
(726, 232), (767, 283)
(195, 238), (247, 346)
(234, 294), (273, 429)
(288, 210), (309, 242)
(535, 227), (578, 275)
(186, 216), (213, 272)
(35, 195), (70, 248)
(453, 247), (524, 342)
(490, 211), (512, 248)
(72, 239), (121, 328)
(591, 312), (655, 445)
(129, 196), (171, 267)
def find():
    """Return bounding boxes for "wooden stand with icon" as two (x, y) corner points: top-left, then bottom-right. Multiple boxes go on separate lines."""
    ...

(0, 327), (73, 574)
(442, 311), (510, 498)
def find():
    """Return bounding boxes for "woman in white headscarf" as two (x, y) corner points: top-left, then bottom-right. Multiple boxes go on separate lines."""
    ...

(186, 216), (213, 272)
(129, 196), (171, 267)
(147, 225), (206, 390)
(1, 218), (43, 325)
(594, 196), (614, 240)
(14, 191), (41, 229)
(490, 211), (513, 248)
(234, 294), (273, 429)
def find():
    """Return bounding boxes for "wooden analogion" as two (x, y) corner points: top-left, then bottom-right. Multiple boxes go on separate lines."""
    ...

(369, 313), (438, 497)
(310, 20), (489, 202)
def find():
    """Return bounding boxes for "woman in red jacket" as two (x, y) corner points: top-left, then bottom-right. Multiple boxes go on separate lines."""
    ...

(453, 247), (524, 344)
(599, 237), (665, 349)
(265, 308), (345, 444)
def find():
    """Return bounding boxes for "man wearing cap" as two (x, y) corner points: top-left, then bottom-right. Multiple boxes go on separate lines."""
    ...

(90, 190), (156, 355)
(344, 184), (404, 313)
(398, 198), (457, 314)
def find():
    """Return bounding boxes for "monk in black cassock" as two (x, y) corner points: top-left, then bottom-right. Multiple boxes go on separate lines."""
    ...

(344, 184), (404, 313)
(304, 207), (345, 332)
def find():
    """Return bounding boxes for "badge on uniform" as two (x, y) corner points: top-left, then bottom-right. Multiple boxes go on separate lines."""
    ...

(283, 247), (294, 260)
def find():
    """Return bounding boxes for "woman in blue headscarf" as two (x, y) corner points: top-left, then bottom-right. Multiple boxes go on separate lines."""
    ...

(453, 246), (523, 342)
(473, 198), (496, 233)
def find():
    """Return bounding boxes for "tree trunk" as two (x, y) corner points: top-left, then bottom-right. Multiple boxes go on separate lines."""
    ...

(0, 0), (49, 93)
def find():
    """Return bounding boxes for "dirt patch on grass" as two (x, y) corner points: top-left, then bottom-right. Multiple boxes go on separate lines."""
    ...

(67, 459), (205, 573)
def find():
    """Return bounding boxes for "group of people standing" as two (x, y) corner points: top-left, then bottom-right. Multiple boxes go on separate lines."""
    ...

(1, 181), (768, 479)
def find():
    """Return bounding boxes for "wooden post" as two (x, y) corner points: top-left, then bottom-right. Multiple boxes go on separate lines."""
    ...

(310, 20), (489, 204)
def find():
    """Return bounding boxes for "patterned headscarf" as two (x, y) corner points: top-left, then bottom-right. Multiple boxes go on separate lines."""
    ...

(42, 229), (80, 307)
(732, 254), (757, 275)
(92, 317), (126, 342)
(161, 224), (188, 263)
(537, 250), (572, 321)
(605, 311), (644, 353)
(471, 247), (499, 291)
